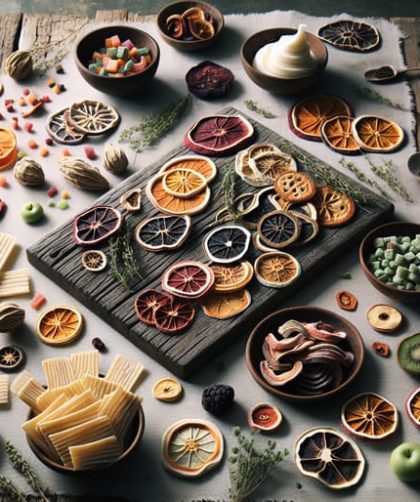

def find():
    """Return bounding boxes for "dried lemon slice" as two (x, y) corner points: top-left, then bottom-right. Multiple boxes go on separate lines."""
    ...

(0, 128), (17, 171)
(351, 115), (404, 153)
(160, 155), (217, 183)
(162, 168), (207, 199)
(36, 305), (83, 345)
(153, 378), (183, 402)
(209, 261), (254, 293)
(200, 289), (251, 319)
(312, 185), (355, 227)
(254, 251), (301, 288)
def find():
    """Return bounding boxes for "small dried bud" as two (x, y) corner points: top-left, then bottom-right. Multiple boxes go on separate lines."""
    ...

(14, 156), (45, 186)
(0, 302), (25, 332)
(4, 50), (33, 81)
(103, 143), (129, 174)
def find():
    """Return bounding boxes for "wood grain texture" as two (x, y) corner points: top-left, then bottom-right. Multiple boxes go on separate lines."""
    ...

(27, 107), (393, 378)
(0, 13), (22, 70)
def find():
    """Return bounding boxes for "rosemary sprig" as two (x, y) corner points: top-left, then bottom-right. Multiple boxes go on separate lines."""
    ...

(339, 158), (391, 199)
(108, 226), (142, 289)
(218, 165), (238, 216)
(119, 96), (190, 153)
(0, 475), (26, 502)
(244, 99), (276, 118)
(353, 85), (405, 110)
(228, 427), (288, 502)
(366, 156), (413, 203)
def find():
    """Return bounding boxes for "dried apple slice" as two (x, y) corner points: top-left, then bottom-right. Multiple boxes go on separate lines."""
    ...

(274, 171), (317, 203)
(135, 289), (171, 327)
(312, 185), (355, 227)
(203, 225), (251, 264)
(135, 215), (191, 252)
(160, 155), (217, 182)
(254, 251), (301, 288)
(366, 304), (403, 333)
(341, 392), (398, 440)
(162, 261), (214, 300)
(200, 289), (251, 319)
(318, 20), (381, 52)
(257, 210), (301, 249)
(351, 115), (404, 153)
(153, 296), (195, 334)
(162, 168), (207, 199)
(406, 387), (420, 429)
(73, 205), (122, 246)
(209, 260), (254, 293)
(321, 116), (360, 154)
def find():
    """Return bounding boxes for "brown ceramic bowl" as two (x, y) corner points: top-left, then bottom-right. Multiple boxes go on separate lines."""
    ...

(359, 221), (420, 304)
(241, 28), (328, 94)
(157, 0), (224, 51)
(245, 306), (365, 401)
(74, 25), (160, 96)
(26, 406), (145, 475)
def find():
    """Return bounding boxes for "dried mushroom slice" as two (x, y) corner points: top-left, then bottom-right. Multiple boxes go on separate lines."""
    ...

(209, 260), (254, 293)
(135, 289), (171, 327)
(73, 205), (122, 246)
(68, 100), (120, 136)
(203, 225), (251, 264)
(257, 210), (301, 249)
(406, 387), (420, 429)
(0, 345), (25, 371)
(294, 427), (365, 490)
(318, 20), (381, 52)
(351, 115), (404, 153)
(312, 185), (355, 227)
(254, 251), (301, 288)
(135, 215), (191, 252)
(321, 116), (360, 154)
(160, 155), (217, 183)
(46, 107), (86, 144)
(200, 289), (251, 319)
(81, 250), (107, 272)
(274, 171), (316, 203)
(36, 305), (83, 345)
(162, 261), (214, 300)
(341, 392), (398, 440)
(153, 297), (195, 334)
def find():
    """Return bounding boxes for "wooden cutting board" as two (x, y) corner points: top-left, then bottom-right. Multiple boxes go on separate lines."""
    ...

(27, 106), (393, 378)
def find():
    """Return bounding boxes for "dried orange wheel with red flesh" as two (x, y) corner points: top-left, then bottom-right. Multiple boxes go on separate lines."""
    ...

(312, 185), (355, 227)
(200, 289), (251, 319)
(153, 297), (195, 334)
(160, 156), (217, 183)
(274, 171), (316, 203)
(162, 168), (207, 199)
(135, 289), (172, 326)
(406, 387), (420, 429)
(289, 95), (352, 141)
(351, 115), (404, 153)
(254, 251), (301, 288)
(209, 260), (254, 293)
(321, 116), (360, 154)
(162, 260), (214, 300)
(0, 128), (17, 171)
(341, 392), (398, 440)
(36, 305), (83, 345)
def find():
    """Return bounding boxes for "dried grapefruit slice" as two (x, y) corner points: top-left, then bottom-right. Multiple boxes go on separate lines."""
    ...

(274, 171), (316, 203)
(200, 289), (251, 319)
(289, 95), (352, 141)
(321, 116), (360, 154)
(318, 20), (381, 53)
(153, 297), (195, 334)
(254, 251), (301, 288)
(162, 261), (214, 299)
(160, 156), (217, 182)
(36, 305), (83, 345)
(312, 185), (355, 227)
(135, 289), (171, 326)
(162, 168), (207, 199)
(351, 115), (404, 153)
(73, 206), (122, 246)
(0, 128), (17, 171)
(209, 260), (254, 293)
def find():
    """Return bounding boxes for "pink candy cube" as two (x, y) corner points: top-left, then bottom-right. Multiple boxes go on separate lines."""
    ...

(122, 39), (135, 50)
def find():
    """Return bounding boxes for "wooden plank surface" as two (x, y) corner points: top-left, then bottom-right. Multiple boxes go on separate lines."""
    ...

(27, 107), (393, 378)
(0, 13), (22, 70)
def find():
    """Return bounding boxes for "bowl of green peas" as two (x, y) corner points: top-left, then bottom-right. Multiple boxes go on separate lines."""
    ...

(359, 221), (420, 303)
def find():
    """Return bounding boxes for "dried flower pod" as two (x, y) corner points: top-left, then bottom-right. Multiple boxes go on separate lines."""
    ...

(103, 143), (129, 174)
(0, 302), (25, 332)
(4, 50), (33, 80)
(59, 157), (109, 191)
(14, 156), (45, 187)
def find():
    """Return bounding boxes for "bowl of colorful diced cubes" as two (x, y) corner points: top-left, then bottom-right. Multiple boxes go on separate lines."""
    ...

(359, 221), (420, 303)
(74, 26), (160, 95)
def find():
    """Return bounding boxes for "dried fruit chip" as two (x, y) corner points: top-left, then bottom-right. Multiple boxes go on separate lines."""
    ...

(153, 296), (195, 334)
(235, 144), (282, 187)
(248, 403), (282, 432)
(162, 261), (214, 299)
(162, 168), (207, 199)
(250, 151), (297, 185)
(186, 61), (234, 99)
(321, 116), (360, 154)
(160, 155), (217, 183)
(46, 108), (86, 144)
(203, 225), (251, 264)
(372, 341), (391, 358)
(73, 205), (122, 246)
(367, 304), (403, 333)
(81, 250), (107, 272)
(351, 115), (404, 153)
(0, 128), (17, 171)
(406, 387), (420, 429)
(257, 210), (301, 249)
(274, 171), (316, 203)
(135, 289), (171, 326)
(120, 188), (142, 212)
(135, 215), (191, 252)
(153, 377), (183, 402)
(209, 260), (254, 293)
(188, 18), (215, 40)
(254, 251), (301, 288)
(318, 20), (381, 52)
(0, 345), (25, 371)
(335, 290), (358, 311)
(68, 100), (120, 135)
(398, 333), (420, 376)
(200, 289), (251, 319)
(36, 305), (83, 345)
(166, 14), (186, 39)
(312, 185), (355, 227)
(341, 392), (398, 440)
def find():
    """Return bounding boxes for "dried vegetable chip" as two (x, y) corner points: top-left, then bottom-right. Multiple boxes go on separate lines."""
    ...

(0, 268), (30, 297)
(274, 171), (316, 203)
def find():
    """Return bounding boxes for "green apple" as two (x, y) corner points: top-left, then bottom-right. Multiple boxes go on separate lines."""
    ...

(21, 201), (43, 223)
(390, 442), (420, 482)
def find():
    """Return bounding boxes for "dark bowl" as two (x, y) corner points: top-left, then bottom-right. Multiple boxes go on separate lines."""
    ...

(245, 306), (365, 401)
(157, 0), (224, 51)
(359, 221), (420, 304)
(74, 25), (160, 96)
(241, 28), (328, 94)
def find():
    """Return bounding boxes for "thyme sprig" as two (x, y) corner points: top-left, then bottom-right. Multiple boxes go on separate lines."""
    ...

(119, 96), (190, 153)
(0, 475), (26, 502)
(108, 226), (142, 289)
(353, 85), (405, 110)
(339, 158), (391, 199)
(244, 99), (276, 118)
(228, 427), (288, 502)
(366, 156), (413, 203)
(218, 165), (238, 216)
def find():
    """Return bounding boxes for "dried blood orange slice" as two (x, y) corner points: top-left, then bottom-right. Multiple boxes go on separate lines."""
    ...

(184, 115), (254, 156)
(73, 205), (122, 246)
(0, 128), (17, 171)
(153, 297), (195, 334)
(203, 225), (251, 264)
(200, 289), (251, 319)
(321, 116), (360, 154)
(406, 387), (420, 429)
(312, 185), (355, 227)
(162, 261), (214, 299)
(209, 260), (254, 293)
(289, 95), (352, 141)
(294, 427), (365, 490)
(274, 171), (316, 203)
(135, 215), (191, 252)
(318, 20), (381, 53)
(186, 61), (234, 99)
(341, 392), (398, 440)
(254, 251), (301, 288)
(351, 115), (404, 153)
(135, 289), (171, 326)
(257, 210), (301, 249)
(160, 155), (217, 183)
(162, 168), (207, 199)
(36, 305), (83, 345)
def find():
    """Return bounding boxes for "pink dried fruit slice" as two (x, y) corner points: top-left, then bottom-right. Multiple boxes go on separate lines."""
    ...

(153, 297), (195, 334)
(135, 289), (172, 326)
(73, 205), (122, 246)
(162, 260), (214, 299)
(186, 61), (234, 99)
(184, 115), (254, 156)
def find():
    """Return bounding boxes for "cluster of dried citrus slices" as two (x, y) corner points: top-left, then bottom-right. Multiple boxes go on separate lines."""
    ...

(0, 127), (18, 170)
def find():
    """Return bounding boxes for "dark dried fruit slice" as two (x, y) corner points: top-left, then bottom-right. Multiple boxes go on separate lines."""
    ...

(257, 210), (301, 249)
(184, 115), (254, 156)
(166, 14), (186, 39)
(154, 297), (195, 334)
(406, 387), (420, 429)
(203, 225), (251, 264)
(209, 260), (254, 293)
(68, 100), (120, 136)
(186, 61), (234, 99)
(135, 289), (171, 326)
(321, 116), (360, 154)
(46, 107), (86, 145)
(351, 115), (404, 153)
(162, 261), (214, 299)
(318, 20), (381, 52)
(335, 290), (358, 311)
(0, 345), (25, 371)
(254, 251), (301, 288)
(73, 205), (122, 246)
(312, 185), (355, 227)
(81, 250), (107, 272)
(274, 171), (316, 203)
(135, 215), (191, 252)
(200, 289), (251, 319)
(248, 403), (282, 432)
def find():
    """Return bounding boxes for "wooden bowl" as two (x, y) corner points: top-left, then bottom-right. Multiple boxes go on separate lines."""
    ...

(74, 25), (160, 96)
(157, 1), (224, 51)
(241, 28), (328, 94)
(359, 221), (420, 304)
(245, 306), (365, 401)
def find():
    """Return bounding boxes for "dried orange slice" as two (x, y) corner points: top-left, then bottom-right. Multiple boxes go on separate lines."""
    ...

(0, 128), (17, 171)
(312, 185), (355, 227)
(406, 387), (420, 429)
(160, 156), (217, 183)
(200, 289), (251, 319)
(36, 305), (83, 345)
(162, 168), (207, 199)
(254, 251), (301, 288)
(289, 95), (352, 141)
(274, 171), (316, 203)
(351, 115), (404, 153)
(321, 116), (360, 154)
(209, 260), (254, 293)
(341, 392), (398, 440)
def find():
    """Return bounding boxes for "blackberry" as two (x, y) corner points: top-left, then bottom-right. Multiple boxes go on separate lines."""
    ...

(91, 337), (106, 352)
(202, 383), (234, 415)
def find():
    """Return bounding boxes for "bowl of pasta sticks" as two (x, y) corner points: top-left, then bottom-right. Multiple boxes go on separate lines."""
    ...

(11, 351), (145, 474)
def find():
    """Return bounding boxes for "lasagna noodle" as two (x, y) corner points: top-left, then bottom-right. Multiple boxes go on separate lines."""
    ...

(0, 375), (9, 405)
(69, 435), (123, 471)
(70, 350), (99, 380)
(0, 233), (16, 275)
(11, 371), (38, 395)
(99, 387), (140, 442)
(0, 268), (30, 297)
(105, 355), (144, 391)
(36, 380), (86, 410)
(17, 377), (45, 413)
(42, 358), (75, 389)
(82, 374), (119, 400)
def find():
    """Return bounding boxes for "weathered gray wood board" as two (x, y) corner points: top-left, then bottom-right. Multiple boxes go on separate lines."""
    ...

(27, 107), (393, 378)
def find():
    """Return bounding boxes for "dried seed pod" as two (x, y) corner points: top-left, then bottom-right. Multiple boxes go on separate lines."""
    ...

(0, 302), (25, 332)
(103, 143), (129, 174)
(14, 156), (45, 187)
(4, 50), (33, 80)
(59, 157), (109, 191)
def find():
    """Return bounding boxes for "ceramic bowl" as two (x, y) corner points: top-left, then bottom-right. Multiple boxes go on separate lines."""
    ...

(74, 25), (160, 96)
(245, 306), (365, 401)
(157, 0), (224, 51)
(359, 221), (420, 304)
(241, 28), (328, 94)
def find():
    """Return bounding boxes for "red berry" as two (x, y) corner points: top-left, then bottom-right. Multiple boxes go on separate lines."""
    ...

(47, 186), (58, 197)
(84, 146), (97, 160)
(45, 137), (53, 146)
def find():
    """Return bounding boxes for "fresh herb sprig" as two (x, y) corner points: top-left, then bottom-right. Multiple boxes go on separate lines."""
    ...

(0, 475), (26, 502)
(339, 158), (391, 199)
(218, 165), (238, 216)
(353, 85), (405, 110)
(244, 99), (276, 118)
(108, 226), (142, 289)
(120, 96), (190, 153)
(366, 156), (413, 203)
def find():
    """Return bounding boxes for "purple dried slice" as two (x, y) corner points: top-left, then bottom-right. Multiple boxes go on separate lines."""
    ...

(293, 362), (343, 395)
(186, 61), (234, 99)
(153, 297), (195, 334)
(73, 205), (122, 246)
(184, 115), (254, 156)
(203, 225), (251, 264)
(318, 20), (381, 52)
(134, 215), (191, 252)
(135, 289), (172, 326)
(162, 260), (214, 299)
(46, 107), (86, 144)
(257, 210), (301, 250)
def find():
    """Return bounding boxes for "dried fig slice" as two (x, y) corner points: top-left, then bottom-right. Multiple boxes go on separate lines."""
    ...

(186, 61), (234, 99)
(73, 205), (122, 246)
(335, 290), (358, 311)
(184, 115), (254, 156)
(406, 387), (420, 429)
(135, 215), (191, 252)
(162, 168), (207, 199)
(351, 115), (404, 153)
(274, 171), (316, 203)
(46, 107), (86, 145)
(68, 100), (120, 136)
(200, 289), (251, 319)
(209, 260), (254, 293)
(294, 427), (365, 490)
(203, 225), (251, 264)
(162, 260), (214, 299)
(160, 155), (217, 183)
(341, 392), (398, 440)
(153, 296), (195, 334)
(321, 116), (360, 154)
(366, 304), (403, 333)
(312, 185), (355, 227)
(257, 210), (301, 249)
(254, 251), (301, 288)
(318, 20), (381, 52)
(135, 289), (172, 326)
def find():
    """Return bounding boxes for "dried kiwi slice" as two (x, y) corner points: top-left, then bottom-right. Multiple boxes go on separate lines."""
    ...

(398, 333), (420, 375)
